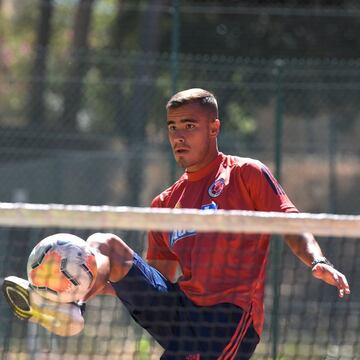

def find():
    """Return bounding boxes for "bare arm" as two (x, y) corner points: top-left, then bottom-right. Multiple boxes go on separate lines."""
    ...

(283, 233), (351, 298)
(283, 232), (324, 267)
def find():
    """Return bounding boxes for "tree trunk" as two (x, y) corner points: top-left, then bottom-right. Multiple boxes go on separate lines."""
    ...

(110, 0), (129, 135)
(125, 0), (162, 206)
(28, 0), (54, 127)
(60, 0), (95, 130)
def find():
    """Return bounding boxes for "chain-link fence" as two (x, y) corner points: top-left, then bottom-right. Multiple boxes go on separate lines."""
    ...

(1, 54), (359, 212)
(1, 49), (360, 359)
(1, 1), (360, 358)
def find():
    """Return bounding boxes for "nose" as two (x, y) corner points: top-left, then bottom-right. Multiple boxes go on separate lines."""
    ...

(172, 130), (185, 143)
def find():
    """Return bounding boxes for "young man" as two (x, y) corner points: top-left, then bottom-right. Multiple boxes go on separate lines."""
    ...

(3, 89), (350, 359)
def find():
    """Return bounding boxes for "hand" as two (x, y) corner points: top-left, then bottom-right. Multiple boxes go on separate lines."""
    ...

(312, 264), (351, 298)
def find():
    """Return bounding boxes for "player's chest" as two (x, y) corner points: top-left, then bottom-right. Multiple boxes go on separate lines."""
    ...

(171, 174), (253, 212)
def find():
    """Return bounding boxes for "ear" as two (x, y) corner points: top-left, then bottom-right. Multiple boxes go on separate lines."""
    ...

(210, 119), (220, 137)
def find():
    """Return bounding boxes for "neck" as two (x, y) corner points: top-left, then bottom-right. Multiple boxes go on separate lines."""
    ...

(186, 148), (219, 173)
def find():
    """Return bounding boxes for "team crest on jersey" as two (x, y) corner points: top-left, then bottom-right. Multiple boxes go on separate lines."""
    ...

(208, 178), (225, 198)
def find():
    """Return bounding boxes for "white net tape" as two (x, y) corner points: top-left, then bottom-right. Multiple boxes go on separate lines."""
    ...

(0, 202), (359, 237)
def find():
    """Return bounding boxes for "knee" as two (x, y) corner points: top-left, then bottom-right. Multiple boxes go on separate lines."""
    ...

(86, 232), (129, 256)
(87, 232), (115, 252)
(86, 233), (134, 281)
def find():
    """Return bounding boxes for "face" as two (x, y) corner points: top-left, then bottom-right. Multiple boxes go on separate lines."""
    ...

(167, 102), (220, 172)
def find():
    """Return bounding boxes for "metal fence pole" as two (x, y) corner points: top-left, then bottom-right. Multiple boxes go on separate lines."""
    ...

(171, 0), (180, 94)
(170, 0), (180, 182)
(328, 115), (338, 213)
(271, 59), (285, 360)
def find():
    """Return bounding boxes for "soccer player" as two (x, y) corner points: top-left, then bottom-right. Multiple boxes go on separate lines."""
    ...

(3, 88), (350, 359)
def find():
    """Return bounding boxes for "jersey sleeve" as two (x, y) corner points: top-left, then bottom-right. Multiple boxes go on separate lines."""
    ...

(146, 196), (179, 261)
(240, 160), (298, 213)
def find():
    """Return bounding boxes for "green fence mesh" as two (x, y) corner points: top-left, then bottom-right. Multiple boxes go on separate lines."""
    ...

(1, 54), (359, 212)
(0, 52), (359, 359)
(1, 1), (360, 356)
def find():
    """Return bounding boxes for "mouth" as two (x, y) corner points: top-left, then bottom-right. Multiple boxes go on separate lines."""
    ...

(174, 147), (190, 155)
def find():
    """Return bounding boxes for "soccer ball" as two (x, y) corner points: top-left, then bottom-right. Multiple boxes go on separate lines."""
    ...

(27, 233), (97, 303)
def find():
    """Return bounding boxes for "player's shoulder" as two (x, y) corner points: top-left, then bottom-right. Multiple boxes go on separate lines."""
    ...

(223, 155), (273, 184)
(150, 174), (187, 208)
(225, 154), (264, 172)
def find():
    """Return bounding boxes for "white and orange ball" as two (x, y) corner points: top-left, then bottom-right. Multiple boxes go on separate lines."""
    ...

(27, 233), (97, 303)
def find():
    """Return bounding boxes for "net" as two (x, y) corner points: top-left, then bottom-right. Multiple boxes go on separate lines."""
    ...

(0, 202), (359, 236)
(0, 202), (359, 359)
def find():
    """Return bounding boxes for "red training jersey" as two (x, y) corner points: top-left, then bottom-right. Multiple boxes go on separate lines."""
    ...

(146, 153), (298, 335)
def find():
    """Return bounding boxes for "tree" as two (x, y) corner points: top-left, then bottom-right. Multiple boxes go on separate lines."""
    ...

(99, 0), (163, 205)
(28, 0), (54, 127)
(60, 0), (95, 130)
(124, 0), (163, 205)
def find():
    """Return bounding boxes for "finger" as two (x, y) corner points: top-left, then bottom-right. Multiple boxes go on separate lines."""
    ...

(337, 275), (351, 296)
(338, 288), (344, 298)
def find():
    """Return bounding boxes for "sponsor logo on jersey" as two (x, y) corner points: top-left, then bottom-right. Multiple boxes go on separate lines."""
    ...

(169, 229), (196, 247)
(169, 203), (218, 247)
(201, 201), (218, 210)
(208, 178), (225, 197)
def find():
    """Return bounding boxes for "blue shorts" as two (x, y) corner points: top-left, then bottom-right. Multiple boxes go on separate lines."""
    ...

(110, 253), (259, 360)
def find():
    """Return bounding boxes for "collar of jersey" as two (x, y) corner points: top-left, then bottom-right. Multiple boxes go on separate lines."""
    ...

(185, 152), (224, 182)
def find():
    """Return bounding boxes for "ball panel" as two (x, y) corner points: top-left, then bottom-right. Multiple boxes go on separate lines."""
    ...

(61, 258), (80, 286)
(29, 251), (73, 293)
(29, 244), (53, 269)
(27, 233), (97, 303)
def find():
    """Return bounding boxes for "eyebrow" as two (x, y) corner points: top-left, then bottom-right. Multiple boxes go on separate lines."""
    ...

(167, 118), (198, 125)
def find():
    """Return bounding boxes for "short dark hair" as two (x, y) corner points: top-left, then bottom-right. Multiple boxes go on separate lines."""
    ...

(166, 88), (218, 118)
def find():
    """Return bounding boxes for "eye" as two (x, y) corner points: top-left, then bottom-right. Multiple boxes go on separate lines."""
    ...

(168, 125), (176, 132)
(186, 123), (195, 129)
